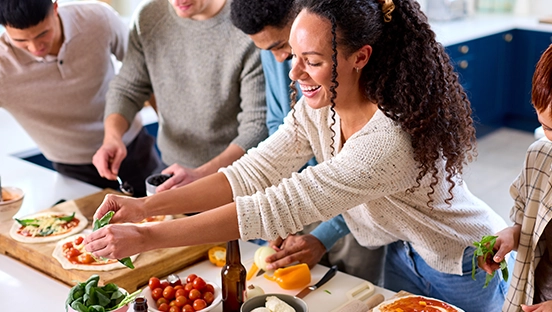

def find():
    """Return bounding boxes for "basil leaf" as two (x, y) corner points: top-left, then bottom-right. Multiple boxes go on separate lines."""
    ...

(93, 211), (135, 269)
(118, 257), (134, 269)
(58, 212), (76, 222)
(14, 218), (39, 227)
(93, 211), (115, 231)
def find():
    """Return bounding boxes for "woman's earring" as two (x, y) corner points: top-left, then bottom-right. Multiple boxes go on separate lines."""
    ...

(355, 67), (360, 73)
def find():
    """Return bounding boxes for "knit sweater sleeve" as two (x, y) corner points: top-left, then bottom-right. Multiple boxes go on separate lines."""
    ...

(221, 100), (418, 241)
(104, 2), (156, 125)
(230, 39), (268, 151)
(102, 2), (128, 62)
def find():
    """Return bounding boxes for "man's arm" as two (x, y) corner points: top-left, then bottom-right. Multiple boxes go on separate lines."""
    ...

(102, 2), (128, 62)
(265, 215), (350, 269)
(92, 114), (130, 180)
(261, 51), (291, 136)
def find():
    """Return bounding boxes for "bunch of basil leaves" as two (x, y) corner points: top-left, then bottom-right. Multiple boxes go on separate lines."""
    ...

(65, 274), (138, 312)
(472, 235), (509, 288)
(93, 211), (134, 269)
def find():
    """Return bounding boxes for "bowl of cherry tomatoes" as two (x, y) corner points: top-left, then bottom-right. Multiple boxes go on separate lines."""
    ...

(142, 273), (222, 312)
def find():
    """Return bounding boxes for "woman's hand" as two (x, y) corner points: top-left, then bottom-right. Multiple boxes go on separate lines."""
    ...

(84, 223), (148, 259)
(477, 224), (520, 274)
(156, 163), (203, 192)
(93, 194), (147, 224)
(522, 301), (552, 311)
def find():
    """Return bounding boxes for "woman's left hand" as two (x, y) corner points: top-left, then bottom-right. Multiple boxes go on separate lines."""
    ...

(522, 301), (552, 312)
(84, 223), (148, 259)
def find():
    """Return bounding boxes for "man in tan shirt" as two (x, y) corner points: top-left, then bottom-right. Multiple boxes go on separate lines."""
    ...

(0, 0), (160, 196)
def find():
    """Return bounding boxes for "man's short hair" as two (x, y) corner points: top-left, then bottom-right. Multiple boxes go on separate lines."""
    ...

(0, 0), (54, 29)
(230, 0), (296, 35)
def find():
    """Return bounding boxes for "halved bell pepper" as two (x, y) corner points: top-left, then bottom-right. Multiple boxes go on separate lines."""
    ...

(208, 246), (226, 267)
(264, 263), (311, 290)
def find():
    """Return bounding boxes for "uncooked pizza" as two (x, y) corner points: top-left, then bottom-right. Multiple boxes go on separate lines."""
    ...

(139, 215), (173, 223)
(52, 230), (139, 271)
(372, 295), (464, 312)
(9, 211), (88, 243)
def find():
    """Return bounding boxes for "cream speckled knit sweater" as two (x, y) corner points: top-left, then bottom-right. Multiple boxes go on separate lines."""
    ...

(221, 98), (506, 275)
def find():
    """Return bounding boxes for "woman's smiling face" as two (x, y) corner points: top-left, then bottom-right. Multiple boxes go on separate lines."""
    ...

(288, 10), (360, 110)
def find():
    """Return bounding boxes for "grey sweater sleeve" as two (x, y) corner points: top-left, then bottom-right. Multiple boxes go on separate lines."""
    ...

(231, 43), (268, 151)
(104, 16), (153, 125)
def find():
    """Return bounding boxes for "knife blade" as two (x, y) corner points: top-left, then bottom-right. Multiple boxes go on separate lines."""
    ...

(295, 265), (338, 299)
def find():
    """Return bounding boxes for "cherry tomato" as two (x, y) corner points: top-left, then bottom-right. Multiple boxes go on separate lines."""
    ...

(77, 253), (94, 264)
(203, 291), (214, 305)
(189, 289), (201, 301)
(152, 287), (164, 301)
(160, 280), (170, 289)
(193, 299), (207, 311)
(169, 300), (177, 307)
(202, 284), (215, 295)
(174, 285), (183, 291)
(184, 283), (194, 292)
(149, 277), (161, 291)
(73, 236), (84, 245)
(62, 242), (73, 250)
(175, 295), (188, 307)
(66, 248), (81, 258)
(192, 277), (207, 291)
(175, 288), (188, 298)
(156, 297), (168, 307)
(186, 274), (197, 284)
(157, 302), (169, 312)
(168, 306), (179, 312)
(182, 304), (194, 312)
(163, 286), (176, 300)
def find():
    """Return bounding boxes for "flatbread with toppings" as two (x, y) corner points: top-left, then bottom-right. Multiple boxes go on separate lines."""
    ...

(139, 215), (173, 223)
(372, 295), (464, 312)
(52, 230), (139, 271)
(9, 211), (88, 243)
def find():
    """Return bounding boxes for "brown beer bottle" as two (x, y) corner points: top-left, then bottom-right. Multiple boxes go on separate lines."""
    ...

(221, 240), (246, 312)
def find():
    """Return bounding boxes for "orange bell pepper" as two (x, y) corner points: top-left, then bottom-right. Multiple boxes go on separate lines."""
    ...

(208, 246), (226, 267)
(264, 263), (311, 290)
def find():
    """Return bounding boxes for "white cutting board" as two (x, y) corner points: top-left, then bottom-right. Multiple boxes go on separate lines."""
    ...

(161, 241), (395, 312)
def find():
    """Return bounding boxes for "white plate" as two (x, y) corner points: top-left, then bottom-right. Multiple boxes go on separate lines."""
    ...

(141, 279), (222, 312)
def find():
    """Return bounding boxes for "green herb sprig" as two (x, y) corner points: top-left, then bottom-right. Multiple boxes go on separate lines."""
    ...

(472, 235), (509, 288)
(65, 274), (139, 312)
(93, 211), (134, 269)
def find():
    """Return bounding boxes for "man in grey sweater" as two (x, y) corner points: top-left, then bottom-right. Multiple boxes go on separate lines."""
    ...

(94, 0), (268, 191)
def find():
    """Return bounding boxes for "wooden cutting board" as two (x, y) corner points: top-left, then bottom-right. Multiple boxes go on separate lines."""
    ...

(0, 189), (221, 292)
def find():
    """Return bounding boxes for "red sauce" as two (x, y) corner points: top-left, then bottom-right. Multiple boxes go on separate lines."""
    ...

(62, 239), (116, 265)
(17, 215), (80, 237)
(381, 296), (458, 312)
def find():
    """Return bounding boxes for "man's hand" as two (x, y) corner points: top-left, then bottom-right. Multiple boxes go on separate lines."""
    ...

(156, 163), (204, 192)
(522, 301), (552, 312)
(265, 234), (327, 270)
(92, 137), (127, 180)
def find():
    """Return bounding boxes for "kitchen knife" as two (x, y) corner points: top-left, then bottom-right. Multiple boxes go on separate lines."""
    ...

(295, 265), (338, 299)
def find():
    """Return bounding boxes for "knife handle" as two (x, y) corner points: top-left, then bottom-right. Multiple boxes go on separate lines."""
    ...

(312, 265), (338, 290)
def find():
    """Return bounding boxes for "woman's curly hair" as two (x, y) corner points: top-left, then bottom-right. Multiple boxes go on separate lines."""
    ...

(292, 0), (476, 206)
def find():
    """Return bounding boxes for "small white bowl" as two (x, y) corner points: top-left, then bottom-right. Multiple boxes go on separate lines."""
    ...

(141, 279), (222, 312)
(67, 288), (130, 312)
(0, 186), (24, 222)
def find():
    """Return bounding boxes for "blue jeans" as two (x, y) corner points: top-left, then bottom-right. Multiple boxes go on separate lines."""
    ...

(384, 241), (508, 312)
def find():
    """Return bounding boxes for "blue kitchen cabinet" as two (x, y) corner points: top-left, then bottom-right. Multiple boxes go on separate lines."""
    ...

(446, 29), (551, 135)
(446, 31), (511, 137)
(504, 29), (552, 131)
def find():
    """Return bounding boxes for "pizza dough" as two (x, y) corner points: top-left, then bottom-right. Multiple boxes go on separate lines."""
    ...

(9, 211), (88, 243)
(372, 295), (464, 312)
(52, 230), (139, 271)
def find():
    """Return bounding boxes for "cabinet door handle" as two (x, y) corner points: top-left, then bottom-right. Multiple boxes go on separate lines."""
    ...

(459, 60), (469, 69)
(459, 45), (469, 54)
(504, 33), (513, 42)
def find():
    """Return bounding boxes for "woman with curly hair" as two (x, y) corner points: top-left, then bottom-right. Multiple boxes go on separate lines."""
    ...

(84, 0), (507, 310)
